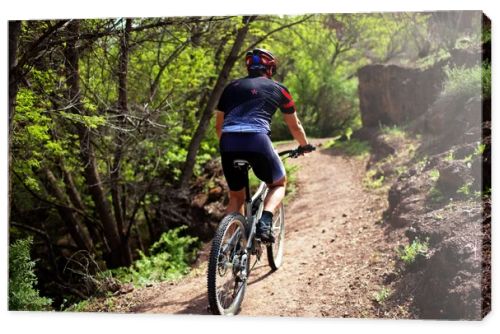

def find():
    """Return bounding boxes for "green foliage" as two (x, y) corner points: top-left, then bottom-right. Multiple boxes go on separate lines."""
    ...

(59, 111), (106, 129)
(64, 299), (90, 312)
(482, 186), (491, 199)
(363, 169), (385, 190)
(443, 150), (454, 162)
(481, 62), (491, 98)
(267, 13), (421, 139)
(441, 65), (482, 99)
(475, 142), (486, 156)
(380, 124), (407, 139)
(283, 160), (299, 203)
(326, 138), (371, 157)
(9, 237), (52, 311)
(429, 169), (440, 182)
(110, 226), (199, 286)
(398, 237), (429, 265)
(373, 287), (391, 304)
(415, 155), (428, 170)
(395, 166), (408, 177)
(428, 186), (445, 204)
(457, 182), (472, 197)
(12, 14), (471, 306)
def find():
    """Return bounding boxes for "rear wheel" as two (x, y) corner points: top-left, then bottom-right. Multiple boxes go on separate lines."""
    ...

(207, 213), (249, 315)
(267, 203), (285, 270)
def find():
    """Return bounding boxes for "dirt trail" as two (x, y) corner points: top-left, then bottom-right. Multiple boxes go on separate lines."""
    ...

(108, 140), (405, 317)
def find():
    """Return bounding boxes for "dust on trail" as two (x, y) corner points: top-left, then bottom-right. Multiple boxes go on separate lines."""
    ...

(108, 140), (405, 318)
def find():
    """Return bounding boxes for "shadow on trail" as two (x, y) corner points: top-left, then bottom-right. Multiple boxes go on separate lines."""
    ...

(247, 265), (275, 286)
(130, 290), (209, 315)
(130, 263), (276, 315)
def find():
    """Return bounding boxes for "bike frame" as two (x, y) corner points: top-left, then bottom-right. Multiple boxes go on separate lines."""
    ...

(232, 160), (268, 258)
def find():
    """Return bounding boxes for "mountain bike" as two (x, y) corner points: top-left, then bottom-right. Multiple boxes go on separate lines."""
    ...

(207, 145), (315, 315)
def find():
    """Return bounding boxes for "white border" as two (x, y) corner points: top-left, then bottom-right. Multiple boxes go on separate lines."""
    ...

(1, 1), (498, 333)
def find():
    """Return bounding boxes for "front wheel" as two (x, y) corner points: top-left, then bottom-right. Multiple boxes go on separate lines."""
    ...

(267, 203), (285, 270)
(207, 213), (249, 315)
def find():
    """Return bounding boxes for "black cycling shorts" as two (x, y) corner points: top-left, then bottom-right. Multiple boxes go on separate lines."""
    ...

(220, 132), (286, 191)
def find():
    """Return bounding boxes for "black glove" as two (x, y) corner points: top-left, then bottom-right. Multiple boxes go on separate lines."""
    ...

(297, 144), (315, 155)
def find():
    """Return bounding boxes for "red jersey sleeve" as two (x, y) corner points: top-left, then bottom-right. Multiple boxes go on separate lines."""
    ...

(278, 85), (296, 114)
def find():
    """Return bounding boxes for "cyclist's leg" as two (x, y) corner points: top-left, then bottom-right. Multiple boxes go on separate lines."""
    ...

(227, 189), (245, 214)
(247, 137), (286, 242)
(220, 146), (247, 215)
(263, 175), (287, 213)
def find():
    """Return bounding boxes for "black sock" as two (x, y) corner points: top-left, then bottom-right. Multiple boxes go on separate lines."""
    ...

(261, 210), (273, 224)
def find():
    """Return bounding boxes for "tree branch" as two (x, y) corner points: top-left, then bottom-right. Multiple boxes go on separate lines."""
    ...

(238, 15), (314, 58)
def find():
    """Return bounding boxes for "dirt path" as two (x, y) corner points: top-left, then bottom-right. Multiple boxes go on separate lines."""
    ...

(106, 141), (405, 317)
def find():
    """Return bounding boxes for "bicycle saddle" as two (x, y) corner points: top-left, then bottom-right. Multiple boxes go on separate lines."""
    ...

(233, 159), (251, 169)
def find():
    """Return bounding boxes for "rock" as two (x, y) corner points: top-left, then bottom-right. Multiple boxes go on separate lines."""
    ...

(118, 283), (134, 295)
(191, 193), (208, 208)
(437, 161), (472, 195)
(357, 62), (445, 128)
(208, 186), (223, 201)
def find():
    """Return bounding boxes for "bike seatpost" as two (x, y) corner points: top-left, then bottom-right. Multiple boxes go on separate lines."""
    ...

(243, 167), (251, 204)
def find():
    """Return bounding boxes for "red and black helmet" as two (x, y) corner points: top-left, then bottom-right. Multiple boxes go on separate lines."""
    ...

(245, 48), (277, 77)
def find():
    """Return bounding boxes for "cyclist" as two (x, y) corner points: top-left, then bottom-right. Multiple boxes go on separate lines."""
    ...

(215, 48), (313, 243)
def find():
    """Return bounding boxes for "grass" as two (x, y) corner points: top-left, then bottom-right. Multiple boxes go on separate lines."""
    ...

(272, 139), (294, 147)
(373, 287), (391, 304)
(429, 169), (440, 182)
(397, 237), (429, 265)
(324, 138), (371, 158)
(65, 299), (90, 312)
(443, 150), (455, 162)
(475, 142), (486, 156)
(363, 169), (385, 190)
(457, 181), (472, 197)
(379, 124), (407, 139)
(434, 213), (444, 221)
(428, 186), (445, 204)
(416, 155), (429, 171)
(395, 166), (407, 177)
(441, 64), (482, 99)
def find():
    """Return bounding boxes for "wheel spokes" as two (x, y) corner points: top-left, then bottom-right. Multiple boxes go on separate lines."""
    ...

(215, 221), (246, 312)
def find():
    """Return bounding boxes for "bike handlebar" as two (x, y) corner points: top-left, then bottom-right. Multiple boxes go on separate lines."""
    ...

(278, 144), (316, 158)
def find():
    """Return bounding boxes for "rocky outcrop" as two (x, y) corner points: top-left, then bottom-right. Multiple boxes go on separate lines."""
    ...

(357, 35), (490, 319)
(357, 62), (446, 128)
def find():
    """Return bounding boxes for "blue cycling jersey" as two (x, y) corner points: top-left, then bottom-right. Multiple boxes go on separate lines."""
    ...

(217, 75), (296, 134)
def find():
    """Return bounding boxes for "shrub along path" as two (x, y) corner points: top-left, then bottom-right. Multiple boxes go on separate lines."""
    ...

(92, 139), (408, 318)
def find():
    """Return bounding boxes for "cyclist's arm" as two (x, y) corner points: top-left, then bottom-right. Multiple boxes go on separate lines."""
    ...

(283, 113), (309, 147)
(215, 110), (224, 140)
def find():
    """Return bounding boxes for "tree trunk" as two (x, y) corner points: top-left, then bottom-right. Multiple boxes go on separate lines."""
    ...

(63, 20), (124, 268)
(178, 16), (256, 189)
(111, 18), (133, 266)
(9, 21), (22, 226)
(43, 168), (93, 252)
(60, 164), (99, 251)
(9, 21), (22, 132)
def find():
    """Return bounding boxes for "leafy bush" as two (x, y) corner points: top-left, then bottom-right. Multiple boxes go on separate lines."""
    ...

(482, 62), (491, 98)
(441, 65), (481, 99)
(111, 226), (199, 286)
(398, 238), (429, 265)
(9, 237), (52, 311)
